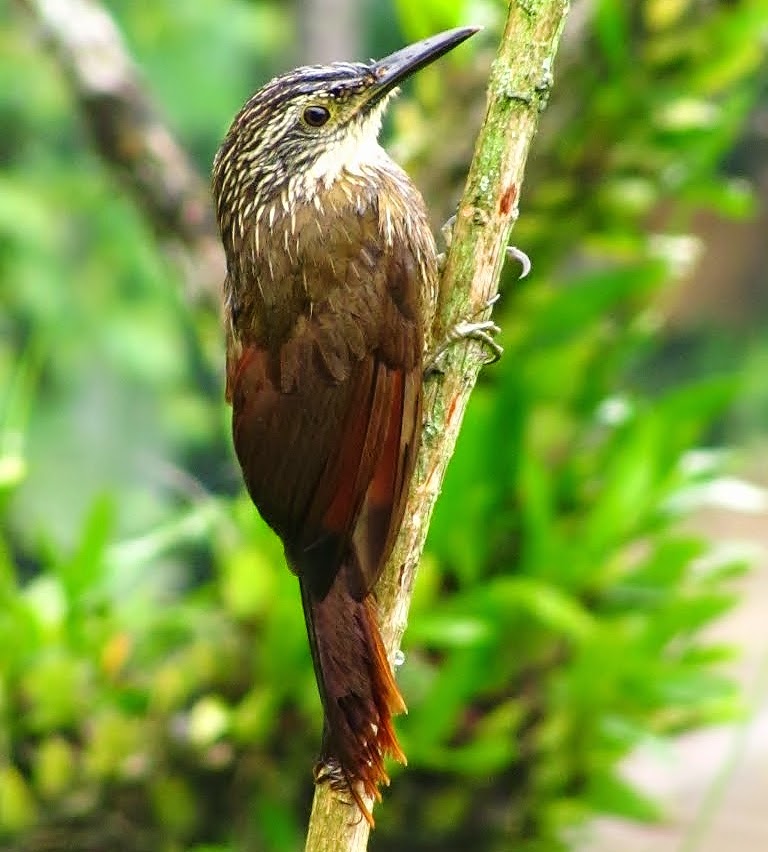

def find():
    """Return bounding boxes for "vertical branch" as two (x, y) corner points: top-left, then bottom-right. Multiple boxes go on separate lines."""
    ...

(305, 1), (570, 850)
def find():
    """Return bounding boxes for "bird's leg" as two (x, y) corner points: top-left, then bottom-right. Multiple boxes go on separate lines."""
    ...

(428, 243), (532, 374)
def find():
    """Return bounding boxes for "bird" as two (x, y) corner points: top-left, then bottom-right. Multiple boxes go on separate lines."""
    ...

(212, 26), (479, 823)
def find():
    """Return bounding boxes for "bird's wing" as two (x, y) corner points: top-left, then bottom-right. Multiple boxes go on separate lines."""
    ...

(227, 211), (424, 601)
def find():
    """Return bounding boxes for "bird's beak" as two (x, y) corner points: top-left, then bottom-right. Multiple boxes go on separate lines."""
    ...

(363, 26), (481, 109)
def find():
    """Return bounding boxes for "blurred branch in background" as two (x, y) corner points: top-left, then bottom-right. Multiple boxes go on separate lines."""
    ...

(527, 0), (768, 329)
(16, 0), (224, 311)
(660, 129), (768, 329)
(299, 0), (361, 64)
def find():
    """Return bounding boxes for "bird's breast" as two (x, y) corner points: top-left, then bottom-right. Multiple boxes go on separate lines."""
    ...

(226, 161), (436, 353)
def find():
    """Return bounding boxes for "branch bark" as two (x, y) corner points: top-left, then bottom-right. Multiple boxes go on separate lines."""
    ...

(305, 2), (570, 849)
(15, 0), (224, 311)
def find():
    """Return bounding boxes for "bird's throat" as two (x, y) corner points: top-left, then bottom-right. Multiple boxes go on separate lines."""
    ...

(287, 99), (391, 202)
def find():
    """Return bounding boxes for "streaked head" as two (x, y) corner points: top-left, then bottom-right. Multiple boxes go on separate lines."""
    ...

(213, 27), (479, 224)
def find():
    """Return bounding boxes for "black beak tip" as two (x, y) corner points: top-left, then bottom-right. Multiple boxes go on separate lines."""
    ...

(457, 25), (483, 38)
(370, 25), (482, 91)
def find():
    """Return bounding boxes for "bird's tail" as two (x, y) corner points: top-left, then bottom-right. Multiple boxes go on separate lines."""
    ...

(300, 567), (406, 825)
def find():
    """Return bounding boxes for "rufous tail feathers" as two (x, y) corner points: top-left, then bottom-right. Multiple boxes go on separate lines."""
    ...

(300, 566), (406, 825)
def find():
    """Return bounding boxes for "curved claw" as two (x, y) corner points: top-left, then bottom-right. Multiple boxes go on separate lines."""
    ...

(506, 245), (531, 279)
(441, 214), (457, 250)
(425, 320), (504, 368)
(452, 320), (503, 364)
(425, 290), (505, 375)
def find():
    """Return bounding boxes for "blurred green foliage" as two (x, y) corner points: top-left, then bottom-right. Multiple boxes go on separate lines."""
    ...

(1, 0), (766, 850)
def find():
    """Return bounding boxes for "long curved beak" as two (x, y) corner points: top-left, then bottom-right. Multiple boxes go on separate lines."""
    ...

(363, 26), (480, 108)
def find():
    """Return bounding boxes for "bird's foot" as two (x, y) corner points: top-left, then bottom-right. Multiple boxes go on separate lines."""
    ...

(447, 317), (503, 364)
(313, 758), (374, 826)
(430, 236), (530, 372)
(426, 294), (503, 376)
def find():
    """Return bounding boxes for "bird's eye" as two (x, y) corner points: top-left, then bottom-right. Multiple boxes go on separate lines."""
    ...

(303, 105), (331, 127)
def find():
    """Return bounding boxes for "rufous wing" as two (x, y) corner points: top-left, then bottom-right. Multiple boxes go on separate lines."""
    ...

(228, 235), (423, 599)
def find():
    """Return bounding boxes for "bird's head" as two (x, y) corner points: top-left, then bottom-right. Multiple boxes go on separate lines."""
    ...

(213, 26), (479, 225)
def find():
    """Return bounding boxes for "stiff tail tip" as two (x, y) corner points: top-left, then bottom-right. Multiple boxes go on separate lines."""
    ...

(304, 578), (407, 826)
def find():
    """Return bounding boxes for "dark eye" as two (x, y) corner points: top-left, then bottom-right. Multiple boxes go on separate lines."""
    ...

(303, 105), (331, 127)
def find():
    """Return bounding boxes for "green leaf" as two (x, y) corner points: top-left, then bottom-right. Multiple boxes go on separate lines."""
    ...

(594, 0), (631, 69)
(523, 263), (664, 350)
(0, 765), (38, 832)
(55, 495), (115, 603)
(588, 769), (662, 822)
(585, 414), (662, 553)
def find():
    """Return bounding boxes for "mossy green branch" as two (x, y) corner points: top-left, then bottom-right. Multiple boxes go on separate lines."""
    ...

(436, 0), (569, 341)
(305, 2), (570, 850)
